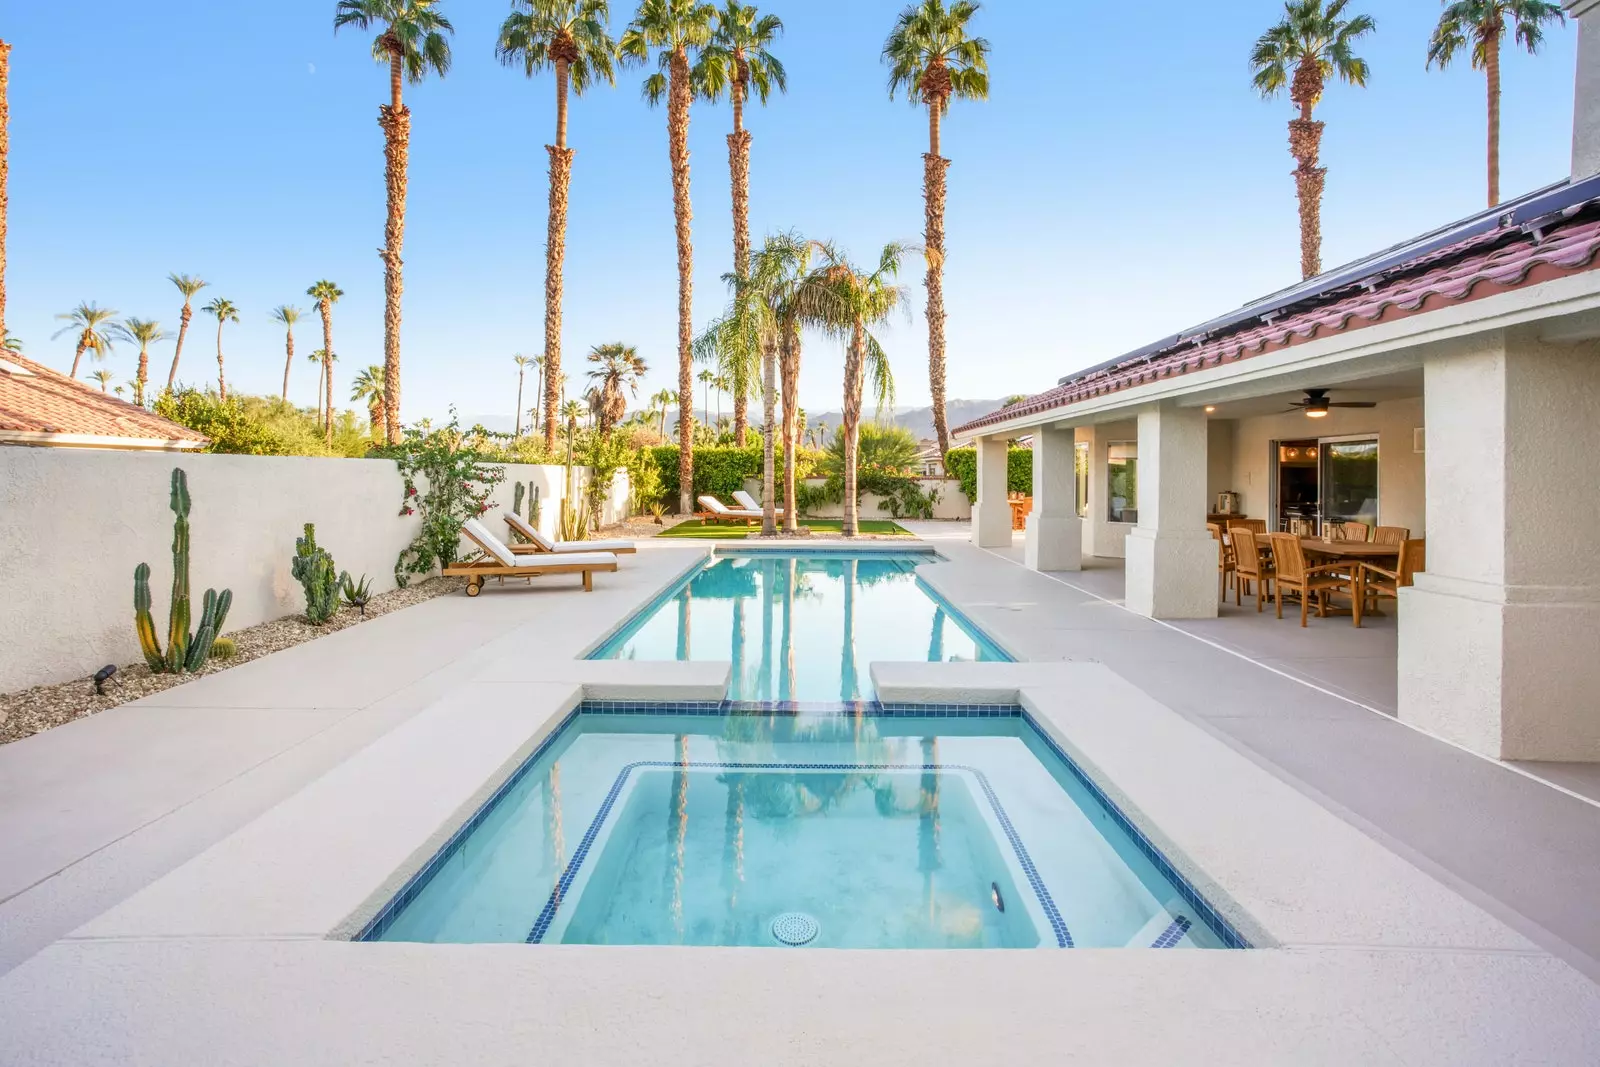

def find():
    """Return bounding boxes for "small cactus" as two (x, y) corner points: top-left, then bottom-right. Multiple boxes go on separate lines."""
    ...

(209, 636), (238, 660)
(292, 523), (340, 625)
(133, 468), (233, 675)
(513, 482), (526, 518)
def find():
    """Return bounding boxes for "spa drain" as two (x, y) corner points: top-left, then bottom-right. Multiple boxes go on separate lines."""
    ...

(770, 912), (819, 947)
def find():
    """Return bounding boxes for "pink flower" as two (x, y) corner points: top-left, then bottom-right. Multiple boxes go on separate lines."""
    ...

(402, 507), (415, 517)
(406, 487), (417, 498)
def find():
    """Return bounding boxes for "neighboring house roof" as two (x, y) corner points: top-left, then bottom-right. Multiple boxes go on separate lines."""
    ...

(956, 176), (1600, 437)
(0, 353), (207, 450)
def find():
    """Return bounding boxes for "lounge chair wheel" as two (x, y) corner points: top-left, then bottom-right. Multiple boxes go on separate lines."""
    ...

(466, 579), (482, 597)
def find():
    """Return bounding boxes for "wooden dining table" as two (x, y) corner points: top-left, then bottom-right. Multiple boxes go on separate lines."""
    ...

(1298, 538), (1400, 627)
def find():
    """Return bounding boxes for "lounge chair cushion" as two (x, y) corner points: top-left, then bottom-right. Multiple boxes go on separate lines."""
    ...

(698, 495), (759, 518)
(733, 490), (782, 514)
(520, 551), (618, 568)
(551, 539), (633, 553)
(464, 518), (519, 567)
(504, 512), (556, 549)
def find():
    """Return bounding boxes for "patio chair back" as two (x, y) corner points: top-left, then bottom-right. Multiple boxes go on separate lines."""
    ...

(1371, 525), (1410, 546)
(462, 519), (518, 567)
(505, 512), (557, 550)
(1327, 520), (1370, 542)
(1267, 533), (1308, 583)
(1397, 538), (1426, 584)
(1234, 529), (1266, 580)
(1226, 518), (1266, 535)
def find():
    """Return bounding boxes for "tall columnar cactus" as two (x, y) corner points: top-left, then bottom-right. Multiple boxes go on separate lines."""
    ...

(513, 482), (526, 519)
(133, 468), (234, 674)
(292, 523), (340, 625)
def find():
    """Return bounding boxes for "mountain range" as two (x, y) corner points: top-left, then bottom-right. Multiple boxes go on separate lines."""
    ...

(462, 400), (1010, 442)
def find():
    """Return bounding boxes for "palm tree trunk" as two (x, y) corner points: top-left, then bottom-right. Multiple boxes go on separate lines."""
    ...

(317, 300), (334, 431)
(1288, 62), (1326, 282)
(924, 103), (953, 463)
(0, 39), (10, 345)
(215, 321), (227, 401)
(1486, 30), (1502, 209)
(780, 325), (800, 533)
(378, 49), (409, 447)
(71, 338), (87, 378)
(168, 301), (192, 390)
(315, 363), (325, 422)
(761, 334), (777, 537)
(668, 49), (696, 514)
(534, 361), (544, 435)
(136, 343), (149, 406)
(324, 346), (334, 445)
(544, 58), (574, 452)
(728, 79), (752, 447)
(281, 328), (294, 401)
(515, 366), (524, 438)
(842, 322), (865, 538)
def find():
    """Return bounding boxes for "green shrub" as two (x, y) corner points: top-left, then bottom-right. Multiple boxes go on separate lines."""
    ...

(649, 445), (819, 508)
(944, 447), (1032, 502)
(375, 414), (507, 586)
(155, 390), (375, 457)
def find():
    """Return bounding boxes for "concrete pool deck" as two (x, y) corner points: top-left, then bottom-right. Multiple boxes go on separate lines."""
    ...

(1, 529), (1598, 1064)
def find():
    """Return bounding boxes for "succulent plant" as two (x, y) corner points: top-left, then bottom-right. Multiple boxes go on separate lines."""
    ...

(209, 636), (238, 660)
(133, 469), (233, 674)
(292, 523), (340, 625)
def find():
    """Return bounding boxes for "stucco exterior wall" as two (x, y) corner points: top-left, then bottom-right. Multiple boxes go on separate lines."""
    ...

(0, 450), (625, 693)
(1227, 397), (1426, 535)
(1206, 419), (1236, 503)
(1077, 420), (1138, 558)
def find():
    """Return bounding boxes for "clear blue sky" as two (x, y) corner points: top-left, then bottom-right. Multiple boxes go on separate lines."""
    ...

(3, 0), (1580, 426)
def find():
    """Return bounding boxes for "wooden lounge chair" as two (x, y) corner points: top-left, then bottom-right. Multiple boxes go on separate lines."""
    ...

(732, 489), (783, 517)
(504, 512), (636, 556)
(697, 495), (762, 526)
(444, 518), (618, 596)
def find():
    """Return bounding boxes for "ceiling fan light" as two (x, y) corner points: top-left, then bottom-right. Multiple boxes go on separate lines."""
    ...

(1305, 407), (1328, 418)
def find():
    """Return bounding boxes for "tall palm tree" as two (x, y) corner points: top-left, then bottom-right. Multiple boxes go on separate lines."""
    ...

(306, 280), (344, 441)
(334, 0), (454, 444)
(586, 341), (648, 435)
(883, 0), (989, 463)
(697, 366), (715, 427)
(1251, 0), (1376, 280)
(165, 274), (208, 390)
(52, 302), (118, 378)
(201, 298), (239, 400)
(513, 353), (536, 436)
(89, 368), (115, 392)
(697, 2), (785, 447)
(621, 0), (716, 513)
(270, 305), (303, 401)
(351, 364), (388, 437)
(497, 0), (618, 451)
(0, 38), (10, 345)
(1428, 1), (1565, 208)
(114, 318), (170, 406)
(815, 242), (910, 537)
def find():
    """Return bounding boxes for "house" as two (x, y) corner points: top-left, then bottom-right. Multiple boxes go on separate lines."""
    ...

(954, 0), (1600, 766)
(0, 353), (205, 451)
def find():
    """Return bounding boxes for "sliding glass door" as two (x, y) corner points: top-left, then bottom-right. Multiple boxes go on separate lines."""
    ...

(1319, 438), (1378, 529)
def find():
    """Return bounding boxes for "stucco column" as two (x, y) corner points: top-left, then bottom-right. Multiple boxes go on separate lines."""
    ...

(1567, 1), (1600, 180)
(1400, 331), (1600, 761)
(1025, 425), (1082, 571)
(1124, 402), (1217, 619)
(972, 435), (1013, 549)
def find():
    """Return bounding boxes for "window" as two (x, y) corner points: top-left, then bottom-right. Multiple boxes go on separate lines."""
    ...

(1074, 441), (1090, 518)
(1107, 441), (1137, 523)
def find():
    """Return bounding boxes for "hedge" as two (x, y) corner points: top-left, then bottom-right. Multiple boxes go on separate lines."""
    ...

(651, 446), (821, 508)
(944, 447), (1033, 503)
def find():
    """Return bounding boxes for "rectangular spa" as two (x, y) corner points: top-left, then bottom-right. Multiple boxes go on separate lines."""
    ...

(359, 707), (1247, 950)
(588, 551), (1010, 703)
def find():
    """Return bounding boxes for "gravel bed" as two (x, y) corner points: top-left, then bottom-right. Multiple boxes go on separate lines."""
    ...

(0, 576), (463, 747)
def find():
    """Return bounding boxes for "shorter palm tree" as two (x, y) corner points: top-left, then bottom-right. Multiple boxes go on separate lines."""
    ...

(201, 298), (240, 399)
(271, 306), (303, 401)
(651, 386), (676, 438)
(513, 353), (535, 437)
(53, 302), (119, 378)
(114, 318), (171, 406)
(306, 280), (344, 440)
(697, 366), (716, 427)
(587, 342), (648, 435)
(89, 368), (115, 392)
(309, 349), (330, 422)
(351, 364), (388, 438)
(166, 274), (208, 389)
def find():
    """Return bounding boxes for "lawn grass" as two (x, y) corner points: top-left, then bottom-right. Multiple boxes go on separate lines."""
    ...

(656, 518), (913, 539)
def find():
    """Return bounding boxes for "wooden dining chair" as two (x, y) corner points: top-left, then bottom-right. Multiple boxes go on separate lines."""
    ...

(1267, 533), (1355, 627)
(1227, 518), (1267, 535)
(1231, 528), (1274, 611)
(1208, 523), (1236, 603)
(1371, 525), (1410, 546)
(1326, 520), (1370, 542)
(1360, 538), (1426, 615)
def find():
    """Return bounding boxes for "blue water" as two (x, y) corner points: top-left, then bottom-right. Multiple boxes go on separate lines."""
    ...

(369, 710), (1237, 950)
(591, 553), (1010, 703)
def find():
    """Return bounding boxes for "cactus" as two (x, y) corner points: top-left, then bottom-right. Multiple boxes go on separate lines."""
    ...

(513, 482), (526, 518)
(209, 636), (238, 660)
(530, 484), (542, 527)
(133, 468), (234, 674)
(292, 523), (341, 625)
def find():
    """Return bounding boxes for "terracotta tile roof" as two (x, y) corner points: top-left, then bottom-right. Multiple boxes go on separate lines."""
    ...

(956, 203), (1600, 437)
(0, 352), (206, 447)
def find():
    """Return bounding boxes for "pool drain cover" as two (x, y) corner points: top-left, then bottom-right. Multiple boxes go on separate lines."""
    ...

(770, 912), (819, 946)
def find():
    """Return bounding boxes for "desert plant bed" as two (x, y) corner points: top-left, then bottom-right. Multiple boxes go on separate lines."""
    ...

(0, 577), (462, 747)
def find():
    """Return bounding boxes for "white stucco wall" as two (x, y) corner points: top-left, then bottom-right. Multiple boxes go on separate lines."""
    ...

(1227, 397), (1426, 536)
(0, 449), (625, 692)
(1205, 419), (1236, 503)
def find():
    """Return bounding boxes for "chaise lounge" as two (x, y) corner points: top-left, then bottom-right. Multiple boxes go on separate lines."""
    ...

(732, 490), (783, 517)
(697, 495), (763, 526)
(444, 518), (618, 595)
(503, 512), (636, 557)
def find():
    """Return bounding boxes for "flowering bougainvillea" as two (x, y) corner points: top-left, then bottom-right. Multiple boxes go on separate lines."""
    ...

(377, 412), (506, 587)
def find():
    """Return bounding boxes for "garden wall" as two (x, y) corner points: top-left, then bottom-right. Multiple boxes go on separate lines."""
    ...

(0, 448), (626, 693)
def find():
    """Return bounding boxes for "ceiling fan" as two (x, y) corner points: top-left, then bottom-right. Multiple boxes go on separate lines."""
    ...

(1284, 388), (1376, 419)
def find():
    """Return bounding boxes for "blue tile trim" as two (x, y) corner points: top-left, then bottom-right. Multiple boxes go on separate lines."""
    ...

(1019, 709), (1252, 950)
(525, 758), (1072, 948)
(1150, 915), (1193, 948)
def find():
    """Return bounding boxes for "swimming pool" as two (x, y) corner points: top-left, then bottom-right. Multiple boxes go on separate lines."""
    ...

(359, 706), (1247, 950)
(589, 551), (1010, 703)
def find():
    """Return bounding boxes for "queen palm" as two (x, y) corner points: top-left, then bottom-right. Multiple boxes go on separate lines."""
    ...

(1428, 1), (1565, 208)
(306, 280), (344, 441)
(115, 318), (170, 406)
(883, 0), (989, 463)
(89, 368), (115, 392)
(513, 353), (536, 436)
(351, 364), (388, 437)
(815, 241), (909, 537)
(334, 0), (454, 444)
(696, 2), (784, 447)
(587, 342), (648, 435)
(201, 298), (239, 400)
(1251, 0), (1376, 281)
(165, 274), (208, 390)
(621, 0), (716, 513)
(269, 306), (303, 402)
(497, 0), (618, 451)
(52, 302), (118, 378)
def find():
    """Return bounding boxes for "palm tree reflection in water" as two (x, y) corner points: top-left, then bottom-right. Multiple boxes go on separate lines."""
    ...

(542, 762), (565, 906)
(779, 558), (796, 703)
(918, 736), (943, 925)
(840, 558), (860, 702)
(928, 605), (945, 662)
(667, 733), (690, 942)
